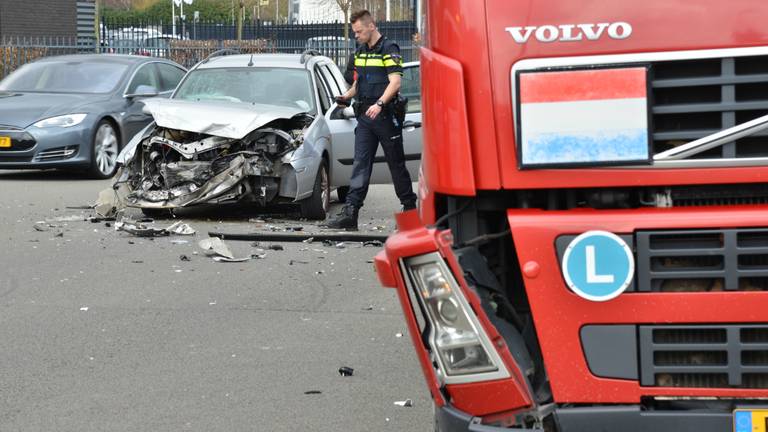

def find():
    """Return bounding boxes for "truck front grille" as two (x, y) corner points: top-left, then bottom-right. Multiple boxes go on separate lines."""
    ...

(651, 55), (768, 159)
(635, 228), (768, 292)
(640, 325), (768, 388)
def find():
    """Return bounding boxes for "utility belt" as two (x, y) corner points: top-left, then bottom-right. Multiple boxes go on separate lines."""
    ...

(353, 94), (408, 126)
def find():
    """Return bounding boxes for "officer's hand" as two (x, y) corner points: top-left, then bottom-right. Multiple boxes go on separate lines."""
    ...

(366, 104), (382, 119)
(335, 96), (350, 107)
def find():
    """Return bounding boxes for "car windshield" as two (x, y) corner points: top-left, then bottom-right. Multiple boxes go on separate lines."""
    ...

(0, 60), (129, 93)
(174, 67), (316, 113)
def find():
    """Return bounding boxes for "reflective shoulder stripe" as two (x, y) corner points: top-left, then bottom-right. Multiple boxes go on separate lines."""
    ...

(383, 59), (400, 67)
(359, 59), (385, 67)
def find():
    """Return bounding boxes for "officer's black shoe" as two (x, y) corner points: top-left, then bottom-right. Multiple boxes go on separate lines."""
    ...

(401, 202), (417, 212)
(324, 205), (359, 231)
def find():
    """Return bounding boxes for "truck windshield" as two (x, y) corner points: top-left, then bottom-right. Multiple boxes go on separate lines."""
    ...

(174, 67), (316, 113)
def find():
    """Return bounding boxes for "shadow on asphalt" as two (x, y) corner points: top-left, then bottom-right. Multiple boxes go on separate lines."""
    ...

(0, 169), (95, 181)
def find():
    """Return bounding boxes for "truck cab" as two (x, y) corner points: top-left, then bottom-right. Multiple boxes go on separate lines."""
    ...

(376, 1), (768, 431)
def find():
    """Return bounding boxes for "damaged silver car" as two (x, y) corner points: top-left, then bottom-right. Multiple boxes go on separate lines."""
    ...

(115, 51), (344, 219)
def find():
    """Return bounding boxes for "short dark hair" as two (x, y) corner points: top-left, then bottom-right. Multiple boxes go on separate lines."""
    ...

(350, 10), (374, 25)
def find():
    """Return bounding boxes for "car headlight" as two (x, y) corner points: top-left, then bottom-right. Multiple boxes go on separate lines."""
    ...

(33, 114), (87, 128)
(405, 254), (509, 381)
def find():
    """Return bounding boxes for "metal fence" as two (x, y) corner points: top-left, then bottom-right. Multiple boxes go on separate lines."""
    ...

(0, 35), (419, 79)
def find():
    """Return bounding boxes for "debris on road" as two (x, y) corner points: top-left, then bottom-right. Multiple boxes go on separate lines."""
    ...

(116, 221), (170, 237)
(289, 259), (309, 265)
(79, 306), (89, 312)
(94, 187), (121, 218)
(338, 366), (354, 377)
(394, 399), (413, 407)
(167, 221), (195, 235)
(267, 244), (284, 251)
(212, 256), (251, 263)
(180, 255), (191, 262)
(363, 240), (384, 247)
(395, 333), (403, 338)
(304, 390), (322, 395)
(199, 237), (235, 260)
(116, 220), (196, 238)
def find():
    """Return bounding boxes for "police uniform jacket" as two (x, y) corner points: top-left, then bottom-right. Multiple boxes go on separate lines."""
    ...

(354, 36), (403, 103)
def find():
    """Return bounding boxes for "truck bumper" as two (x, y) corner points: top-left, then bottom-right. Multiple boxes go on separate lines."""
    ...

(437, 403), (734, 432)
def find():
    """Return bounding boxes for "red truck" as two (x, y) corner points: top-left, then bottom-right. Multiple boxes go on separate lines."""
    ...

(375, 0), (768, 431)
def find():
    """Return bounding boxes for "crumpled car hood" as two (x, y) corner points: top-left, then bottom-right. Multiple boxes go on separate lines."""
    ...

(142, 98), (306, 140)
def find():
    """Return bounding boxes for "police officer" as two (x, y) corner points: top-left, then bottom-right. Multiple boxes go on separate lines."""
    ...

(326, 10), (417, 230)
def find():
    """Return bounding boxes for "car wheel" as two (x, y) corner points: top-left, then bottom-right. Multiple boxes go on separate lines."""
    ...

(88, 120), (120, 179)
(141, 208), (173, 218)
(300, 160), (330, 220)
(336, 186), (349, 203)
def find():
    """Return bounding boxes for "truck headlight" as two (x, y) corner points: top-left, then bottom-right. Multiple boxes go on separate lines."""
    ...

(404, 254), (509, 382)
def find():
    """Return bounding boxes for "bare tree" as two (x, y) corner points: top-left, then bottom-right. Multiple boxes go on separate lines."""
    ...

(333, 0), (354, 40)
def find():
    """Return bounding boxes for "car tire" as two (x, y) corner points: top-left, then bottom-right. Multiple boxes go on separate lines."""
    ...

(300, 160), (330, 220)
(88, 120), (120, 179)
(336, 186), (349, 203)
(141, 208), (172, 218)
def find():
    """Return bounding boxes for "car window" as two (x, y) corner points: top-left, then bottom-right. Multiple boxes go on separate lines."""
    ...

(320, 64), (342, 96)
(157, 63), (185, 93)
(314, 70), (332, 113)
(127, 63), (160, 94)
(0, 60), (129, 94)
(174, 67), (316, 113)
(402, 65), (421, 114)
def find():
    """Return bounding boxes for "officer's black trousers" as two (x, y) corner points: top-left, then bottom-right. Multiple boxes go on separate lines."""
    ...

(345, 110), (416, 209)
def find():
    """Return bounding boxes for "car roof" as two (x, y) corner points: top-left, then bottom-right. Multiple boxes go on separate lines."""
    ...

(195, 53), (330, 70)
(33, 54), (175, 66)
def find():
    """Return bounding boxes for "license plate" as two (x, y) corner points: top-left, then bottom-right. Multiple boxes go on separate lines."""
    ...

(734, 408), (768, 432)
(0, 136), (10, 148)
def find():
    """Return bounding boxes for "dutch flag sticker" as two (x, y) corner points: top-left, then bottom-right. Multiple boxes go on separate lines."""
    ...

(518, 67), (650, 167)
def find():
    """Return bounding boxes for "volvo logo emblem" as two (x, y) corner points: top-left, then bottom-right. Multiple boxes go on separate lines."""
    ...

(505, 22), (633, 44)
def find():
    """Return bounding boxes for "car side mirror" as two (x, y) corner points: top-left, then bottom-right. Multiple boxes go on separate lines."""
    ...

(330, 103), (356, 120)
(126, 85), (159, 99)
(403, 120), (422, 132)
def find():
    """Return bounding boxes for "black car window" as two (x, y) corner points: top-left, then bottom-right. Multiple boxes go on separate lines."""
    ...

(127, 63), (160, 94)
(402, 65), (421, 114)
(321, 64), (342, 96)
(157, 63), (185, 93)
(314, 70), (332, 113)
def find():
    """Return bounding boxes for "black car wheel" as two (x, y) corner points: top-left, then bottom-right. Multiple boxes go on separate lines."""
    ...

(300, 160), (330, 220)
(88, 120), (120, 179)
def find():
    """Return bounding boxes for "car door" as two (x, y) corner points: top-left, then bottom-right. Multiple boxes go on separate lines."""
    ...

(122, 62), (162, 140)
(319, 62), (358, 189)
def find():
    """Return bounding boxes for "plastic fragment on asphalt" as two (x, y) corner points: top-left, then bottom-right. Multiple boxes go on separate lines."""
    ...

(171, 239), (189, 245)
(396, 333), (403, 338)
(166, 221), (195, 235)
(338, 366), (354, 377)
(198, 237), (235, 259)
(268, 245), (284, 251)
(212, 256), (251, 263)
(115, 221), (170, 237)
(180, 255), (191, 262)
(79, 306), (89, 311)
(94, 188), (121, 218)
(304, 390), (322, 395)
(394, 399), (413, 407)
(289, 260), (309, 265)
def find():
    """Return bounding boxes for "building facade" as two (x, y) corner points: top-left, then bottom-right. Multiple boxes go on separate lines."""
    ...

(0, 0), (95, 39)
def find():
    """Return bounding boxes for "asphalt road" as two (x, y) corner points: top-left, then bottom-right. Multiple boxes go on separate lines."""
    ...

(0, 170), (432, 432)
